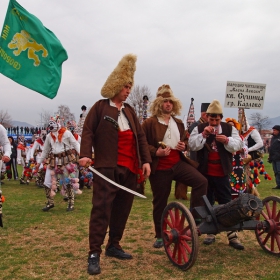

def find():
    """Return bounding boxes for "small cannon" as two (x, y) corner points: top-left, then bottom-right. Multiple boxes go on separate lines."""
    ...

(161, 194), (280, 271)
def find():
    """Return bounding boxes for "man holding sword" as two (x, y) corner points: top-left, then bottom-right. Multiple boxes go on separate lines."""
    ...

(79, 54), (151, 275)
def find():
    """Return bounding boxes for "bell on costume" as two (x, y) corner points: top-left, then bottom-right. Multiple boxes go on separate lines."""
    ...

(45, 157), (50, 165)
(57, 155), (62, 168)
(62, 152), (69, 165)
(67, 150), (76, 162)
(50, 154), (55, 169)
(75, 154), (79, 162)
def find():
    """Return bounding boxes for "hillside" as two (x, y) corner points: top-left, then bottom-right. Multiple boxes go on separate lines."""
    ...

(12, 120), (35, 127)
(268, 116), (280, 127)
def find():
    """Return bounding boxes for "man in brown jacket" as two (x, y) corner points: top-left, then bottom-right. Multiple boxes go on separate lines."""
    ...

(79, 54), (151, 275)
(142, 85), (208, 249)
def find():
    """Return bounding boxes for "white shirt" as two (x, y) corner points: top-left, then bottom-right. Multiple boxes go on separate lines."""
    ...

(157, 117), (180, 149)
(189, 124), (243, 153)
(0, 124), (11, 157)
(30, 139), (44, 160)
(244, 128), (263, 152)
(109, 100), (130, 131)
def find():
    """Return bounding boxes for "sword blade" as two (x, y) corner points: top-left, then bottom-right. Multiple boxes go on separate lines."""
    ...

(88, 166), (146, 199)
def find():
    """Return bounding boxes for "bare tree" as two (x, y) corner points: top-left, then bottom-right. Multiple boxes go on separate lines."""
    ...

(0, 109), (13, 128)
(35, 109), (52, 129)
(249, 112), (271, 133)
(126, 85), (153, 121)
(55, 105), (76, 127)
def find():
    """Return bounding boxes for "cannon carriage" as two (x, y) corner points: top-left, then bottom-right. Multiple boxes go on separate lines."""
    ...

(160, 194), (280, 270)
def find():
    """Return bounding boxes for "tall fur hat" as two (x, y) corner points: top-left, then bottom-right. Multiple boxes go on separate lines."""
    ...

(206, 99), (223, 114)
(149, 84), (182, 116)
(101, 54), (137, 98)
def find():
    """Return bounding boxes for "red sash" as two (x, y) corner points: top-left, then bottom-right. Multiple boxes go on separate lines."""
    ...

(117, 130), (138, 174)
(156, 149), (180, 170)
(207, 152), (224, 177)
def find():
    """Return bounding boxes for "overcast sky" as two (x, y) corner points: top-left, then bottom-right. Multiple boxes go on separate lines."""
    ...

(1, 0), (280, 126)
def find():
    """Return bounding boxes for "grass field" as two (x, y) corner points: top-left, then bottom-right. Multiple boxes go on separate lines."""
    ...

(0, 154), (279, 280)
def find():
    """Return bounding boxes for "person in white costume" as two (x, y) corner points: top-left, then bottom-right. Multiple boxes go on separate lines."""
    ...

(37, 116), (80, 212)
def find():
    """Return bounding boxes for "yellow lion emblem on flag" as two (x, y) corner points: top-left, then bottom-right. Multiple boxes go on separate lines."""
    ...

(8, 30), (48, 66)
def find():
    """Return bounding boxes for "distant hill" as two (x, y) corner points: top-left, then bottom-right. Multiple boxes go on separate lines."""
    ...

(12, 120), (34, 127)
(268, 116), (280, 127)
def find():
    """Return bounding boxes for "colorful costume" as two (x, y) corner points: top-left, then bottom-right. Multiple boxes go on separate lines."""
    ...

(242, 124), (269, 192)
(66, 121), (82, 194)
(225, 118), (248, 194)
(17, 135), (32, 184)
(37, 116), (80, 211)
(30, 130), (47, 187)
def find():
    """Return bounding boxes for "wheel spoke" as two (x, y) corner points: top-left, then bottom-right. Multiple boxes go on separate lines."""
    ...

(180, 224), (190, 235)
(272, 201), (277, 219)
(179, 242), (190, 263)
(265, 202), (272, 218)
(257, 228), (266, 237)
(172, 243), (178, 259)
(181, 239), (192, 254)
(168, 209), (176, 227)
(275, 232), (280, 251)
(164, 216), (173, 229)
(178, 213), (185, 230)
(177, 244), (182, 264)
(276, 210), (280, 221)
(263, 232), (271, 246)
(180, 233), (192, 242)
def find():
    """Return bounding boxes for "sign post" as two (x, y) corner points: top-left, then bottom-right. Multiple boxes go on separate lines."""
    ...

(224, 81), (266, 109)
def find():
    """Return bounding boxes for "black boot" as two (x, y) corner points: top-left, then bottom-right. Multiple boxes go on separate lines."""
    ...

(67, 203), (74, 211)
(42, 203), (54, 212)
(88, 253), (101, 275)
(20, 178), (25, 184)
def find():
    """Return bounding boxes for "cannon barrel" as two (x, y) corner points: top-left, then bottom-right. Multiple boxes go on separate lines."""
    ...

(214, 193), (263, 227)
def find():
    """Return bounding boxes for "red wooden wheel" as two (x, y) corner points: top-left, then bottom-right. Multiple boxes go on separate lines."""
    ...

(161, 202), (198, 270)
(255, 196), (280, 256)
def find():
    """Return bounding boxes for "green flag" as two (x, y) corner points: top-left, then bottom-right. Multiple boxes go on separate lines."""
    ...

(0, 0), (68, 99)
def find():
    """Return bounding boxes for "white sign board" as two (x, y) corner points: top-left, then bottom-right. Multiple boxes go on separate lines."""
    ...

(224, 81), (266, 109)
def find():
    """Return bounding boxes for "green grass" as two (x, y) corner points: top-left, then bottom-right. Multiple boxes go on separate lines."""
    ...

(0, 155), (279, 280)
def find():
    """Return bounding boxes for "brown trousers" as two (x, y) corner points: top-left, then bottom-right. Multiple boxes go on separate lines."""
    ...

(89, 166), (137, 255)
(149, 160), (208, 238)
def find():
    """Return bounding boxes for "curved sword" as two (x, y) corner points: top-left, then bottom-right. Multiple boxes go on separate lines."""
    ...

(88, 166), (146, 199)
